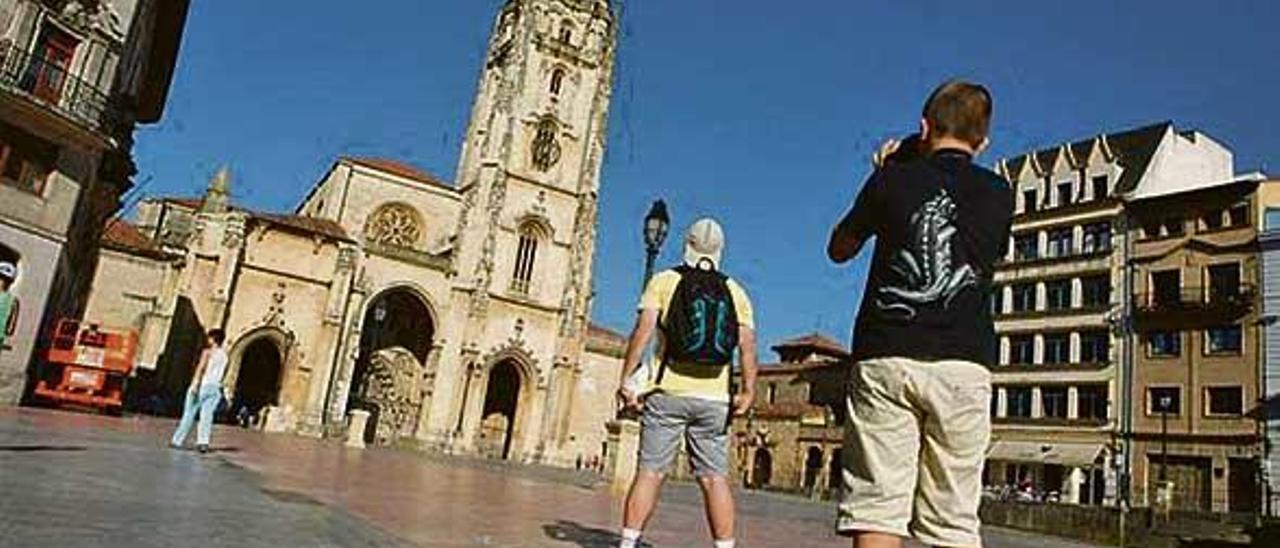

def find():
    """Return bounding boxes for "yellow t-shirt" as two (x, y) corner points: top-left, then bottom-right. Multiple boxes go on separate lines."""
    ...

(638, 269), (755, 402)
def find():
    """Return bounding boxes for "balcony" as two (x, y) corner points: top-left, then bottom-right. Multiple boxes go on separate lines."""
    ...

(1133, 284), (1254, 326)
(0, 42), (121, 137)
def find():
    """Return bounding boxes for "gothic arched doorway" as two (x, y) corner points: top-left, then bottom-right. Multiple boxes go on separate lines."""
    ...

(479, 359), (522, 460)
(230, 338), (282, 427)
(753, 449), (773, 488)
(349, 287), (435, 443)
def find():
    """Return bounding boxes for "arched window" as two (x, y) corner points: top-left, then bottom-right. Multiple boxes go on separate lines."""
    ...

(510, 223), (543, 295)
(558, 21), (574, 44)
(530, 118), (561, 172)
(549, 68), (565, 96)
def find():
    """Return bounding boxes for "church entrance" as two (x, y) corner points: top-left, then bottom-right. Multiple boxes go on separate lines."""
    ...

(478, 360), (522, 460)
(229, 338), (282, 428)
(350, 288), (434, 444)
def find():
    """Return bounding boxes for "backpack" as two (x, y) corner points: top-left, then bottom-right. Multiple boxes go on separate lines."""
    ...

(660, 265), (740, 369)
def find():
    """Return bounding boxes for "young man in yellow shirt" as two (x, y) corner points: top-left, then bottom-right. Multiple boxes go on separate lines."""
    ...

(616, 218), (759, 548)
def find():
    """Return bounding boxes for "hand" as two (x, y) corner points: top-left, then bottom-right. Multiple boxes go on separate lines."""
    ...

(616, 387), (643, 412)
(872, 138), (902, 169)
(732, 391), (754, 417)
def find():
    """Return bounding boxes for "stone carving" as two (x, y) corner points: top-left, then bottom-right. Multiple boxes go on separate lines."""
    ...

(57, 0), (123, 41)
(531, 117), (562, 171)
(361, 346), (423, 446)
(263, 282), (287, 327)
(366, 203), (422, 248)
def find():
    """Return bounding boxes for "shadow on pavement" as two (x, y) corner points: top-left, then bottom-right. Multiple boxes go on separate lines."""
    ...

(0, 445), (88, 452)
(543, 520), (646, 548)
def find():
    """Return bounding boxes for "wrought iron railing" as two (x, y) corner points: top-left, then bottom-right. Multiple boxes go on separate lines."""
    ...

(1135, 284), (1255, 313)
(0, 42), (120, 135)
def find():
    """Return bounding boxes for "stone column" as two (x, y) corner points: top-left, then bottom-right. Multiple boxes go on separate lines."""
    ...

(326, 276), (369, 429)
(457, 360), (488, 453)
(301, 246), (358, 437)
(415, 340), (446, 444)
(605, 419), (641, 494)
(1067, 386), (1080, 420)
(1031, 387), (1043, 419)
(1066, 467), (1083, 504)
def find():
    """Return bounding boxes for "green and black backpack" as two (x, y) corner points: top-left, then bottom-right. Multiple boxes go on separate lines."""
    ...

(660, 265), (740, 371)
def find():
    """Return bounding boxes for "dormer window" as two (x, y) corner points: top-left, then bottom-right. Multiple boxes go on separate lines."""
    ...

(1022, 189), (1038, 214)
(1056, 182), (1073, 207)
(1091, 175), (1108, 201)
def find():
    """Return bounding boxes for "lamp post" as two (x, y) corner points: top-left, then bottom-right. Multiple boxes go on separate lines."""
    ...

(1159, 394), (1172, 482)
(642, 200), (670, 286)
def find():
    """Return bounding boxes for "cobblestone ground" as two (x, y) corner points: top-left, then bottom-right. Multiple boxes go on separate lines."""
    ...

(0, 408), (1097, 547)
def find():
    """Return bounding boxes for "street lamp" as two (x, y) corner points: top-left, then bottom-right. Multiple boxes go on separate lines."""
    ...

(642, 200), (670, 286)
(1159, 394), (1172, 482)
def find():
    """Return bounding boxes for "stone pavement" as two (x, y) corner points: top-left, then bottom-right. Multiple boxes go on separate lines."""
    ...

(0, 408), (1098, 547)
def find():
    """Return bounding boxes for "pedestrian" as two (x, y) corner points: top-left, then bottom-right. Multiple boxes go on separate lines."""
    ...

(827, 80), (1013, 548)
(0, 261), (20, 351)
(615, 218), (759, 548)
(170, 328), (230, 453)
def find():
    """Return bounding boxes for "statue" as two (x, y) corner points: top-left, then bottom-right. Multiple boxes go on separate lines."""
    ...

(361, 346), (423, 446)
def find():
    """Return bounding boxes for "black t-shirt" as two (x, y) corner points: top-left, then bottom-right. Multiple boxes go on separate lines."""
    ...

(839, 148), (1013, 365)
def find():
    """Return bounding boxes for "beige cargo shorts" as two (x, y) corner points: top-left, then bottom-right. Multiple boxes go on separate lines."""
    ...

(837, 357), (991, 547)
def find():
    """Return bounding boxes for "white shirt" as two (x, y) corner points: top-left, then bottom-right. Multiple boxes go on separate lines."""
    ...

(200, 347), (229, 388)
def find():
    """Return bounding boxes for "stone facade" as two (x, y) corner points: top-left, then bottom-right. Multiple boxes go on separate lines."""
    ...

(80, 0), (625, 468)
(0, 0), (189, 404)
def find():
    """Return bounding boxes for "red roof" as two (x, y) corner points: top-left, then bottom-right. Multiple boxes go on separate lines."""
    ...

(162, 197), (204, 209)
(756, 360), (843, 376)
(250, 212), (353, 242)
(343, 157), (453, 191)
(587, 323), (627, 344)
(773, 332), (847, 354)
(101, 220), (171, 259)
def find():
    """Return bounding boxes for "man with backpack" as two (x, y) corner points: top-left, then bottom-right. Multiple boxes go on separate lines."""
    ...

(615, 218), (758, 548)
(828, 80), (1012, 548)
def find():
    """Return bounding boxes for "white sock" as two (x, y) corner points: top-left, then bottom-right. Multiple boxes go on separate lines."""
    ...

(713, 540), (735, 548)
(619, 528), (642, 548)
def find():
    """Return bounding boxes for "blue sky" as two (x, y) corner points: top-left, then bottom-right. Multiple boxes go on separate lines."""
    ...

(134, 0), (1280, 356)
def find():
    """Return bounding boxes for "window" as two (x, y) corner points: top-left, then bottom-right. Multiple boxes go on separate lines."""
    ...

(25, 24), (79, 104)
(1081, 275), (1111, 308)
(1202, 210), (1225, 231)
(1148, 387), (1181, 415)
(1080, 331), (1110, 364)
(1266, 207), (1280, 231)
(767, 383), (778, 405)
(1014, 234), (1038, 261)
(510, 224), (542, 295)
(1206, 325), (1243, 355)
(1082, 222), (1111, 253)
(1007, 387), (1033, 418)
(990, 286), (1004, 316)
(1046, 280), (1072, 310)
(1151, 270), (1181, 308)
(1078, 384), (1109, 421)
(1148, 331), (1181, 357)
(1141, 221), (1161, 240)
(1009, 335), (1034, 365)
(0, 121), (55, 194)
(1205, 386), (1244, 416)
(1227, 204), (1249, 228)
(1022, 189), (1038, 214)
(530, 117), (561, 171)
(1091, 176), (1108, 201)
(549, 68), (565, 95)
(1042, 386), (1069, 418)
(1056, 182), (1074, 207)
(1011, 283), (1036, 313)
(1047, 228), (1073, 258)
(1044, 333), (1070, 364)
(1207, 263), (1242, 303)
(558, 20), (574, 44)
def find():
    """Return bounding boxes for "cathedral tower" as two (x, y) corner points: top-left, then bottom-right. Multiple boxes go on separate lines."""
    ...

(441, 0), (617, 461)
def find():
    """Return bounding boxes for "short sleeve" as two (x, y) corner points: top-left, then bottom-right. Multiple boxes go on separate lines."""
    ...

(638, 270), (678, 312)
(727, 279), (755, 330)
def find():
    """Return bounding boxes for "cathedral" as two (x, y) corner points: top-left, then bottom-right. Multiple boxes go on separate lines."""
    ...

(82, 0), (626, 466)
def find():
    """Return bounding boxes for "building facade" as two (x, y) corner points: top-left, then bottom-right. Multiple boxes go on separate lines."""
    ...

(1259, 181), (1280, 516)
(1126, 176), (1274, 513)
(728, 333), (848, 498)
(985, 122), (1241, 507)
(0, 0), (189, 404)
(80, 0), (624, 467)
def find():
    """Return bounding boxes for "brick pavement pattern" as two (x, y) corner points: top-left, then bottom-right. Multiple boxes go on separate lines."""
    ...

(0, 408), (1096, 547)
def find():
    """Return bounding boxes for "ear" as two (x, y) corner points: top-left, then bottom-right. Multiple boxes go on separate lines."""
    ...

(976, 136), (991, 155)
(919, 118), (931, 142)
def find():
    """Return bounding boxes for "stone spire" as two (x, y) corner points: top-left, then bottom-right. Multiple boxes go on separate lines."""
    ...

(201, 165), (231, 214)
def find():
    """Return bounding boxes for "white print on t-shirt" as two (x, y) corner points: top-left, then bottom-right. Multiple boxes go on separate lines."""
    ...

(875, 189), (977, 320)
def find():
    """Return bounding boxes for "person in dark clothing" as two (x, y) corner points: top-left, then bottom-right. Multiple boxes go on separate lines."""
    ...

(828, 80), (1013, 548)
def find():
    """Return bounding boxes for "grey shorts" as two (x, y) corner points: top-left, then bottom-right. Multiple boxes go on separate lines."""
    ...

(638, 392), (730, 478)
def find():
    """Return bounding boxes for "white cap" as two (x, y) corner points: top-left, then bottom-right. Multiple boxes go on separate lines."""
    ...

(683, 218), (724, 270)
(0, 262), (14, 280)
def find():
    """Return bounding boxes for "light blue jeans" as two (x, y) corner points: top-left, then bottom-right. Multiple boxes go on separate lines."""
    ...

(171, 385), (221, 447)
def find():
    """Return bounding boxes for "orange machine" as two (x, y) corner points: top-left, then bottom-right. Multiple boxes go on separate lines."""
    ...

(34, 319), (138, 413)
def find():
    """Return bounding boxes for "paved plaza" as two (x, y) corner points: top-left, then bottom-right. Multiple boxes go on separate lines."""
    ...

(0, 408), (1096, 547)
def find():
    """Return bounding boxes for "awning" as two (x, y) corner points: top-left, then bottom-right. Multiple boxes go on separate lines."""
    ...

(986, 440), (1105, 467)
